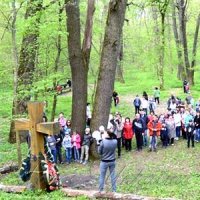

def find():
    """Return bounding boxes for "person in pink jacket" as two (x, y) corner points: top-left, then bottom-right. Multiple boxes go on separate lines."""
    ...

(71, 131), (81, 162)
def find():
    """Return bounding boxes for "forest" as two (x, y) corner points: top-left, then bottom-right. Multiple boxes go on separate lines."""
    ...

(0, 0), (200, 199)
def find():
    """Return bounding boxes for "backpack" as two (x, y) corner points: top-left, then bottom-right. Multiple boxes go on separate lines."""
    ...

(134, 98), (140, 107)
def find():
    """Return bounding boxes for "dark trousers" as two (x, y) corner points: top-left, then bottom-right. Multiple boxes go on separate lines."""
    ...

(182, 128), (187, 139)
(135, 106), (140, 114)
(161, 133), (168, 147)
(56, 146), (63, 163)
(87, 118), (91, 127)
(155, 97), (160, 104)
(143, 108), (148, 115)
(170, 138), (174, 145)
(125, 138), (132, 151)
(187, 134), (194, 148)
(135, 131), (143, 150)
(117, 138), (121, 156)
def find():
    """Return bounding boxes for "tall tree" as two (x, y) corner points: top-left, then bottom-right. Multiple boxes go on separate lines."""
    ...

(90, 0), (128, 133)
(65, 0), (95, 135)
(9, 0), (43, 143)
(176, 0), (200, 85)
(191, 12), (200, 73)
(151, 0), (169, 89)
(171, 0), (185, 80)
(51, 1), (63, 122)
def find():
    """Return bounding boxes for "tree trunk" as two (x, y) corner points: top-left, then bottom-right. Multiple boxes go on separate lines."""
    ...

(158, 0), (169, 89)
(171, 0), (185, 80)
(82, 0), (95, 70)
(90, 0), (127, 158)
(65, 0), (88, 135)
(151, 5), (160, 78)
(177, 0), (193, 85)
(115, 32), (125, 83)
(51, 1), (63, 122)
(9, 0), (43, 143)
(158, 12), (165, 90)
(191, 12), (200, 74)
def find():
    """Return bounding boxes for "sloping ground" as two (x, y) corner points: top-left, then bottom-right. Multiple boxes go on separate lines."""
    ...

(1, 89), (199, 199)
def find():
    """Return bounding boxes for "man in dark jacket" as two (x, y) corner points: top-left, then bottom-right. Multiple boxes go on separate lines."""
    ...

(140, 109), (149, 147)
(132, 114), (145, 151)
(54, 132), (63, 164)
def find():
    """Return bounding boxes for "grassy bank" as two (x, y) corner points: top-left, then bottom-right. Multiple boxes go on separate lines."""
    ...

(0, 66), (200, 199)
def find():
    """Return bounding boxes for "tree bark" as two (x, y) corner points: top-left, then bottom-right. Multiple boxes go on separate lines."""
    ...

(51, 1), (63, 122)
(158, 11), (165, 90)
(191, 12), (200, 70)
(115, 27), (125, 83)
(9, 0), (43, 143)
(82, 0), (95, 70)
(151, 5), (160, 78)
(65, 0), (88, 135)
(90, 0), (127, 158)
(171, 0), (185, 80)
(177, 0), (193, 84)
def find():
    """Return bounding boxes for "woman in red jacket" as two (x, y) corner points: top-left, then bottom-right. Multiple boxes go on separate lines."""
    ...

(123, 117), (134, 151)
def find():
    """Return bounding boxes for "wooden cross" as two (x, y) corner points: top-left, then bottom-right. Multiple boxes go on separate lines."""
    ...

(14, 101), (60, 190)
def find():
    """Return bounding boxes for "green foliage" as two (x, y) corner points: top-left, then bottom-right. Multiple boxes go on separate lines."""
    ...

(1, 0), (200, 199)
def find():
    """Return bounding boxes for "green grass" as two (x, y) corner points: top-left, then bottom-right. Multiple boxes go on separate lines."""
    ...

(1, 65), (200, 199)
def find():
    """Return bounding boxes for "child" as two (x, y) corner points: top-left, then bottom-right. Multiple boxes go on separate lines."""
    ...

(185, 83), (190, 94)
(80, 128), (93, 164)
(160, 121), (168, 148)
(115, 96), (120, 107)
(47, 135), (57, 164)
(62, 132), (72, 164)
(186, 119), (195, 148)
(71, 131), (81, 162)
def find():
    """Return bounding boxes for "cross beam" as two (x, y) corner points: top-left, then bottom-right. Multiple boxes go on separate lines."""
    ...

(14, 101), (60, 190)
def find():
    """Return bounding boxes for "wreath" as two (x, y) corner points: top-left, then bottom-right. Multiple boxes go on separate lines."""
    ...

(39, 137), (61, 190)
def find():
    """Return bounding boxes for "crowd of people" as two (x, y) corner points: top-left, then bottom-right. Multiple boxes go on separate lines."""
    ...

(42, 82), (200, 192)
(45, 112), (93, 165)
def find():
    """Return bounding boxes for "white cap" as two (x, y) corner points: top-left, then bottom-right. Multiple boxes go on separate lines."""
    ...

(99, 125), (105, 131)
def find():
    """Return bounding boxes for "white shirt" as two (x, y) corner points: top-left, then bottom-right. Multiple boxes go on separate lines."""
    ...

(86, 105), (92, 118)
(141, 99), (149, 109)
(174, 113), (182, 127)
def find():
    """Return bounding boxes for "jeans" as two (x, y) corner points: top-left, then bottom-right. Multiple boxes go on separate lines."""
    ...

(65, 148), (72, 163)
(143, 108), (148, 115)
(56, 146), (63, 163)
(73, 146), (80, 161)
(51, 149), (57, 164)
(80, 145), (89, 161)
(149, 136), (158, 150)
(99, 161), (116, 192)
(143, 130), (148, 146)
(176, 126), (181, 138)
(195, 128), (200, 141)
